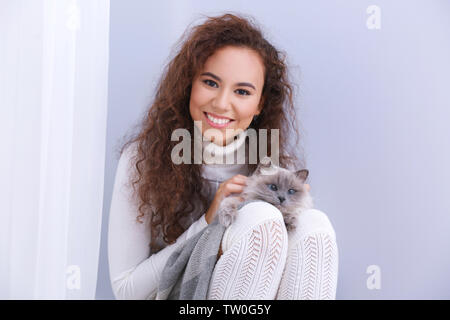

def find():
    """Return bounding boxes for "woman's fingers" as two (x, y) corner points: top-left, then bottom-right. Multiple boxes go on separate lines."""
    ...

(231, 175), (247, 185)
(217, 174), (248, 198)
(223, 182), (246, 196)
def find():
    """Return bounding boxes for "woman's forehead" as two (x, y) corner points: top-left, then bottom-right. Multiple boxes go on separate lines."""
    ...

(200, 46), (265, 88)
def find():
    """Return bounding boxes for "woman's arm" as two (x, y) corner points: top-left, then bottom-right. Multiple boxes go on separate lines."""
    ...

(107, 143), (208, 300)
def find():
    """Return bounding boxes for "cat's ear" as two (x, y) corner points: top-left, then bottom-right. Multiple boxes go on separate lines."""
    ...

(256, 156), (273, 174)
(295, 169), (309, 182)
(260, 156), (272, 167)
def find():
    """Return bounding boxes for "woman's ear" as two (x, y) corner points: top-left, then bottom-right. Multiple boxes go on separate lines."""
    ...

(256, 95), (265, 115)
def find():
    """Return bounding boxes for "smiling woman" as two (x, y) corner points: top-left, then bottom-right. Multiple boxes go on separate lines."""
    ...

(115, 13), (303, 255)
(108, 13), (338, 300)
(189, 46), (265, 146)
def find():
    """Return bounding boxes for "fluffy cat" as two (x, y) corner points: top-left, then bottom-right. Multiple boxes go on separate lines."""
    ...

(217, 156), (314, 231)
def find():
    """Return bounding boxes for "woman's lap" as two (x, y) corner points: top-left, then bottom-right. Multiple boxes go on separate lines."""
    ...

(208, 201), (338, 300)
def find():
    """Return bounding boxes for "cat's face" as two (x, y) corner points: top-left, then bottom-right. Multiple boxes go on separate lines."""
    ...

(244, 157), (309, 211)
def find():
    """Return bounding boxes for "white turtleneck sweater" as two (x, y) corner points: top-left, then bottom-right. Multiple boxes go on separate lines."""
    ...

(108, 129), (250, 299)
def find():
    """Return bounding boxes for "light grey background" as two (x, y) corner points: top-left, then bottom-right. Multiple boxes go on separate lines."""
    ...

(96, 0), (450, 299)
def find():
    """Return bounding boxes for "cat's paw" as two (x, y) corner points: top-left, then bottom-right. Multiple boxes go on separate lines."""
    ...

(217, 205), (237, 228)
(283, 215), (298, 232)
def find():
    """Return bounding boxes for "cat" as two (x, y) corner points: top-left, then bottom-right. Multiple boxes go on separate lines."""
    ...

(217, 156), (314, 231)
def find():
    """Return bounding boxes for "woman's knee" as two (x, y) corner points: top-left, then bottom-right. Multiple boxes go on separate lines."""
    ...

(221, 201), (288, 253)
(291, 208), (336, 240)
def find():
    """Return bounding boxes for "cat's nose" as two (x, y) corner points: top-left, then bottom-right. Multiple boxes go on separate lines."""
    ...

(278, 196), (285, 203)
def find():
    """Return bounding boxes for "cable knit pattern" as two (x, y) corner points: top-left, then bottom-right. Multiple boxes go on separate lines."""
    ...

(207, 202), (288, 300)
(256, 220), (284, 299)
(231, 224), (263, 298)
(207, 239), (244, 299)
(276, 209), (338, 300)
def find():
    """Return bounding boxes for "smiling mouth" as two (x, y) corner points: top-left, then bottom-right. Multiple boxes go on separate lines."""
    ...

(203, 112), (235, 127)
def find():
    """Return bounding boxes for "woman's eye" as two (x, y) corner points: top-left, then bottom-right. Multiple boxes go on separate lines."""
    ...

(288, 189), (296, 194)
(236, 89), (250, 96)
(203, 80), (249, 96)
(203, 79), (218, 88)
(268, 184), (278, 191)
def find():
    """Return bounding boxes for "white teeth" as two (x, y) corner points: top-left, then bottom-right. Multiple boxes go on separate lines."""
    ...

(206, 113), (231, 125)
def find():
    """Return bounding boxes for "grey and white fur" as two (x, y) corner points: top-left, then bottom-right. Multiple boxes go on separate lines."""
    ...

(217, 156), (314, 231)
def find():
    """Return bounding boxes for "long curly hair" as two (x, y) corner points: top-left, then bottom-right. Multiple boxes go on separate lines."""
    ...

(119, 13), (305, 253)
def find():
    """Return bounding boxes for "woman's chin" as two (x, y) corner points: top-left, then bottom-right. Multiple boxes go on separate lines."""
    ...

(203, 129), (237, 146)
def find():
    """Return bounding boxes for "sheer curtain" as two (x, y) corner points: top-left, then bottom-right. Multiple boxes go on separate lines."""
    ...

(0, 0), (110, 299)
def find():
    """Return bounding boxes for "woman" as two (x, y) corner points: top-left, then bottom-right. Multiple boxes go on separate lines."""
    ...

(108, 13), (338, 300)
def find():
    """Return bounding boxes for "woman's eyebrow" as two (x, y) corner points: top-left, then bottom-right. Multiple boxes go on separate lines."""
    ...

(200, 72), (256, 90)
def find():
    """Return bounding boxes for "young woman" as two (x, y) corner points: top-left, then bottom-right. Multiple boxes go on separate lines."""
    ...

(108, 13), (338, 300)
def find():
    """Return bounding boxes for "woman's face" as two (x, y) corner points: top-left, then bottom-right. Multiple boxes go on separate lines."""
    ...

(189, 45), (265, 146)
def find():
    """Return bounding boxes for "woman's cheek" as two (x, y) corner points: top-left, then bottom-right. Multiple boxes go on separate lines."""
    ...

(237, 102), (259, 123)
(189, 88), (206, 120)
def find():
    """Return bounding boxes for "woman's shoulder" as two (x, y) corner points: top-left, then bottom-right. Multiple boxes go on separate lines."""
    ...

(117, 141), (139, 173)
(113, 141), (141, 200)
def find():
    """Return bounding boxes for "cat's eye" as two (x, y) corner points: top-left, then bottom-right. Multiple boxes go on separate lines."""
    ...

(268, 184), (278, 191)
(288, 189), (296, 194)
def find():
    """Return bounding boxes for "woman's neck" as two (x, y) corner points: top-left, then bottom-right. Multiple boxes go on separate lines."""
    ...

(193, 125), (248, 164)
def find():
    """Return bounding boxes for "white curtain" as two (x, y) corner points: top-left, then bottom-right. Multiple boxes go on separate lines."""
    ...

(0, 0), (110, 299)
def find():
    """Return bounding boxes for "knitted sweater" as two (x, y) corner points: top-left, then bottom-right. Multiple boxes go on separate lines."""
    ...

(108, 129), (339, 300)
(108, 129), (250, 299)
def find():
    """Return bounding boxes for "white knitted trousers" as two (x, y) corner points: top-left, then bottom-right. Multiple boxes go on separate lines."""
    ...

(206, 201), (338, 300)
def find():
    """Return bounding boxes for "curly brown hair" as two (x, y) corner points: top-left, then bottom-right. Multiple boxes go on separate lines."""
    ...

(119, 12), (305, 253)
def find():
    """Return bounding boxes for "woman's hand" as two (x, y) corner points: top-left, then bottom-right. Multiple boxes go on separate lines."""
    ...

(205, 174), (248, 224)
(305, 183), (311, 192)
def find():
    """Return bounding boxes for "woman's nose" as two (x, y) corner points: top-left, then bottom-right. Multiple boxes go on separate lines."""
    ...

(212, 90), (232, 111)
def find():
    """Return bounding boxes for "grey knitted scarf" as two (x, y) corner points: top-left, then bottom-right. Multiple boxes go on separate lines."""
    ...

(156, 200), (260, 300)
(155, 216), (225, 300)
